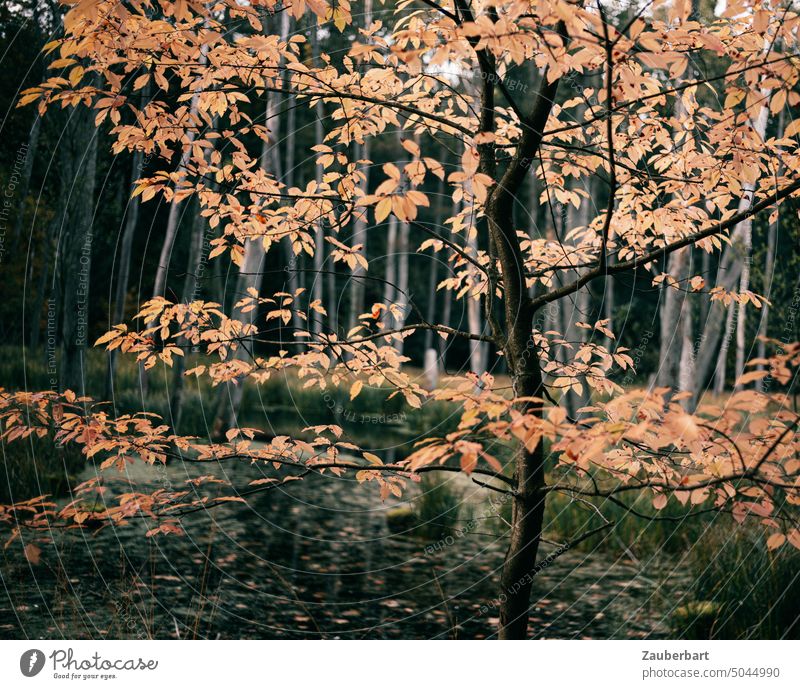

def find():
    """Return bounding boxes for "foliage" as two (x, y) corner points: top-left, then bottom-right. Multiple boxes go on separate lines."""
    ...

(2, 0), (800, 639)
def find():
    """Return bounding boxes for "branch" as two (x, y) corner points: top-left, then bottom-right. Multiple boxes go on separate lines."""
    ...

(531, 177), (800, 310)
(598, 4), (616, 273)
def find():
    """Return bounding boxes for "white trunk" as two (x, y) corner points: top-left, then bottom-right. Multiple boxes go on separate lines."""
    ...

(347, 0), (374, 332)
(394, 218), (411, 358)
(383, 215), (398, 307)
(152, 49), (207, 299)
(733, 217), (753, 390)
(657, 247), (690, 390)
(694, 67), (771, 400)
(311, 100), (325, 335)
(714, 301), (736, 396)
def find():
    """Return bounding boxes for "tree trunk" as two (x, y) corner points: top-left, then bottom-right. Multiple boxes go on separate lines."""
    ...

(11, 115), (41, 252)
(656, 247), (689, 391)
(437, 200), (458, 366)
(423, 178), (446, 353)
(453, 6), (560, 637)
(275, 14), (303, 344)
(59, 108), (98, 395)
(693, 81), (770, 401)
(152, 48), (207, 300)
(169, 201), (208, 430)
(733, 216), (753, 391)
(466, 228), (486, 375)
(211, 80), (278, 434)
(212, 237), (266, 436)
(383, 215), (398, 308)
(346, 0), (373, 333)
(679, 284), (696, 400)
(311, 89), (325, 336)
(394, 218), (411, 358)
(755, 108), (784, 390)
(106, 144), (145, 399)
(755, 214), (778, 390)
(488, 194), (545, 639)
(603, 274), (614, 351)
(714, 300), (736, 396)
(560, 187), (592, 417)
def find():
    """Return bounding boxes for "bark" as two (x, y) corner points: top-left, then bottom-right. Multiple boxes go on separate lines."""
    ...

(106, 143), (145, 398)
(694, 242), (744, 398)
(480, 49), (561, 639)
(733, 217), (753, 391)
(560, 181), (592, 418)
(755, 109), (785, 390)
(383, 215), (398, 308)
(212, 237), (266, 437)
(394, 218), (411, 358)
(603, 274), (614, 351)
(714, 300), (736, 396)
(466, 228), (487, 375)
(347, 140), (370, 330)
(311, 87), (325, 336)
(437, 199), (459, 366)
(346, 0), (373, 332)
(211, 82), (279, 434)
(276, 14), (302, 343)
(152, 48), (207, 300)
(679, 287), (696, 397)
(656, 247), (690, 391)
(693, 73), (771, 401)
(169, 201), (209, 430)
(755, 214), (778, 390)
(11, 115), (41, 251)
(423, 178), (447, 353)
(59, 107), (98, 395)
(423, 252), (440, 353)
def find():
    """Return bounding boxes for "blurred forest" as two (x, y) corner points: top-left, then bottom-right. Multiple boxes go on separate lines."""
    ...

(1, 0), (799, 641)
(1, 0), (798, 416)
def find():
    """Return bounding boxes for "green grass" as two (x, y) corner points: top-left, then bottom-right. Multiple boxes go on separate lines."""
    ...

(0, 436), (84, 503)
(671, 525), (800, 639)
(4, 346), (798, 639)
(541, 488), (716, 557)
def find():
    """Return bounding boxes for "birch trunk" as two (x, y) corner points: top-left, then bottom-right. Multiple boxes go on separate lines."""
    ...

(693, 67), (771, 401)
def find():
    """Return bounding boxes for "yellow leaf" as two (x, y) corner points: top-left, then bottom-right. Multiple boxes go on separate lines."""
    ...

(766, 532), (786, 550)
(363, 452), (383, 466)
(375, 197), (392, 223)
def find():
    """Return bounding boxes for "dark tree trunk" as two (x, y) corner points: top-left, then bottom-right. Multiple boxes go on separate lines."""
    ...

(59, 108), (98, 395)
(106, 145), (145, 399)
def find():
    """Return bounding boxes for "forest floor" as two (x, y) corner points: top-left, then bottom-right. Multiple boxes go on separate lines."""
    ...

(0, 454), (677, 640)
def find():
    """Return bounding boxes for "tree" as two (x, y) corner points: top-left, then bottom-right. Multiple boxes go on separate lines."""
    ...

(3, 0), (800, 640)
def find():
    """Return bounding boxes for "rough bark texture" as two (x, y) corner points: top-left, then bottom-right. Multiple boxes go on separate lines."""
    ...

(481, 56), (562, 638)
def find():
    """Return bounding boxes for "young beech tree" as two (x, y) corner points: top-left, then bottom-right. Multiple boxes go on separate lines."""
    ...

(2, 0), (800, 640)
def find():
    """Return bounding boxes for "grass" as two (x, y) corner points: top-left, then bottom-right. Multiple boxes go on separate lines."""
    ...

(671, 525), (800, 639)
(0, 436), (84, 503)
(3, 346), (798, 639)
